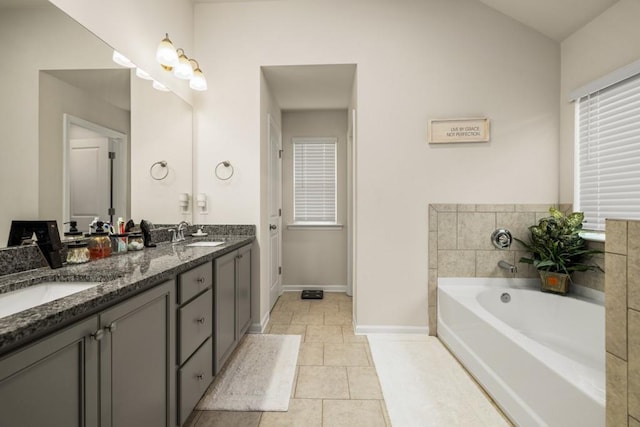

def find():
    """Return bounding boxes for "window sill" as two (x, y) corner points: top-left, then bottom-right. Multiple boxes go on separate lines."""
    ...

(287, 223), (344, 231)
(579, 231), (605, 242)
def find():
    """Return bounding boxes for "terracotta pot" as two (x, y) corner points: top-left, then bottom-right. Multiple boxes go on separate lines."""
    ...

(538, 270), (570, 295)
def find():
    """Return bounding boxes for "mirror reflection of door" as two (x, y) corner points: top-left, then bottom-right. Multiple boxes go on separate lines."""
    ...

(69, 132), (109, 231)
(64, 115), (127, 233)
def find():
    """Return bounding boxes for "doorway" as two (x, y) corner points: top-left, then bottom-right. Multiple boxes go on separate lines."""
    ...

(63, 114), (128, 232)
(262, 64), (357, 311)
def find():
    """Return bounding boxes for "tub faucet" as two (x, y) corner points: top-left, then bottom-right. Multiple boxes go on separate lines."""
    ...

(498, 260), (518, 273)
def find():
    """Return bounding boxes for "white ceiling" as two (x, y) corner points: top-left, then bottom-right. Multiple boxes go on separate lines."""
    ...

(45, 69), (131, 111)
(262, 64), (356, 111)
(476, 0), (619, 41)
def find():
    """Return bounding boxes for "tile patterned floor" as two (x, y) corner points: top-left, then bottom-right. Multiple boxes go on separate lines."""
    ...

(185, 291), (510, 427)
(185, 291), (390, 427)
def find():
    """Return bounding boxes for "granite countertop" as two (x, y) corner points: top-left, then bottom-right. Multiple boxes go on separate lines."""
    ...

(0, 234), (254, 356)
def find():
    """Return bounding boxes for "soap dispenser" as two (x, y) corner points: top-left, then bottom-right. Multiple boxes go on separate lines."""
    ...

(88, 221), (111, 260)
(63, 221), (83, 237)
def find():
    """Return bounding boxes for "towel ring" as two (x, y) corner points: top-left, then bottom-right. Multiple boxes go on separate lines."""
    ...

(215, 161), (234, 180)
(150, 161), (169, 180)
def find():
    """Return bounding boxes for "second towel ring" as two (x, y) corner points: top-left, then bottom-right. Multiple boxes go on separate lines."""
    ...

(215, 161), (234, 180)
(150, 161), (169, 180)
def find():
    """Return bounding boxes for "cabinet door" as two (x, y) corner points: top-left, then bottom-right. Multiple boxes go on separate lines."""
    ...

(236, 244), (252, 336)
(0, 316), (100, 427)
(100, 280), (175, 427)
(214, 250), (236, 374)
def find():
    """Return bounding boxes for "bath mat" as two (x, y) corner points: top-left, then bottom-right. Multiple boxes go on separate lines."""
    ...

(196, 334), (300, 411)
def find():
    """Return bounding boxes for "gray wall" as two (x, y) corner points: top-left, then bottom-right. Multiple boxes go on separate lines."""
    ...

(281, 110), (348, 288)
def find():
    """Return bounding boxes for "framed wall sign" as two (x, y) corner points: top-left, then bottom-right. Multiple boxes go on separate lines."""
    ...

(428, 117), (490, 143)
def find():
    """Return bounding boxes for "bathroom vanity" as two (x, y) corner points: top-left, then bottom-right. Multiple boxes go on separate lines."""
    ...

(0, 228), (254, 427)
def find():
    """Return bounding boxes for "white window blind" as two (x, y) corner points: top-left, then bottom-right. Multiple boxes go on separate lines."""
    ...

(576, 72), (640, 231)
(293, 137), (337, 223)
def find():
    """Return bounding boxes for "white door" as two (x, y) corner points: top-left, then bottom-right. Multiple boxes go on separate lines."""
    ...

(268, 114), (283, 310)
(69, 137), (110, 231)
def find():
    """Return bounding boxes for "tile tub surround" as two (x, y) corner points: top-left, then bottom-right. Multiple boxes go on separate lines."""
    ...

(0, 232), (254, 356)
(0, 224), (256, 276)
(427, 203), (604, 335)
(605, 219), (640, 426)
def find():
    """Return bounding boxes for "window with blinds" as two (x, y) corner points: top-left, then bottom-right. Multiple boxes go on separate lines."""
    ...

(576, 72), (640, 231)
(292, 137), (337, 224)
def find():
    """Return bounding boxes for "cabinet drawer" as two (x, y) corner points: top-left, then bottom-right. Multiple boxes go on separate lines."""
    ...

(178, 262), (212, 304)
(178, 289), (212, 365)
(178, 338), (213, 426)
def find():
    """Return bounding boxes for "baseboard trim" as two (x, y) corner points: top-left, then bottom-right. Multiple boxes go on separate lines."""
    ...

(248, 311), (270, 334)
(354, 325), (430, 335)
(282, 284), (347, 293)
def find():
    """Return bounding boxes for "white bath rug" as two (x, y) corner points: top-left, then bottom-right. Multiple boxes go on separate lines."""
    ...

(367, 334), (510, 427)
(196, 334), (300, 412)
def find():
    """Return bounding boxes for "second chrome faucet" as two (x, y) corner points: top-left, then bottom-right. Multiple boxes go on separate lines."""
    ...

(498, 260), (518, 273)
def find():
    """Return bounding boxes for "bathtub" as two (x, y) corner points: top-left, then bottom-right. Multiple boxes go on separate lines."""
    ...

(438, 278), (605, 427)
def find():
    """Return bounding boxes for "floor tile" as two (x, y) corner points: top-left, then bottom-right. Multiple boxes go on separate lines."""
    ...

(305, 325), (344, 343)
(183, 410), (202, 427)
(269, 311), (293, 325)
(280, 300), (311, 313)
(291, 311), (324, 325)
(297, 342), (324, 366)
(195, 411), (261, 427)
(324, 343), (370, 366)
(308, 301), (340, 313)
(295, 366), (349, 399)
(258, 399), (322, 427)
(324, 311), (353, 326)
(268, 324), (307, 339)
(347, 366), (383, 399)
(342, 326), (367, 343)
(322, 400), (386, 427)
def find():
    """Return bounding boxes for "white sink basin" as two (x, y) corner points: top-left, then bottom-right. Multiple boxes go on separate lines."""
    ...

(0, 282), (100, 319)
(186, 241), (225, 247)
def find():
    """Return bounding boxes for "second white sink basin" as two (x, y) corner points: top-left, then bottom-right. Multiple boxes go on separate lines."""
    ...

(186, 241), (225, 247)
(0, 282), (100, 319)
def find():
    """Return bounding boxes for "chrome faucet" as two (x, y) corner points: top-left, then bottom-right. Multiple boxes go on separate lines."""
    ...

(498, 260), (518, 273)
(177, 221), (190, 242)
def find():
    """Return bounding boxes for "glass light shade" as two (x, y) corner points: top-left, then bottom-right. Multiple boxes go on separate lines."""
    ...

(173, 52), (194, 80)
(152, 80), (170, 92)
(135, 68), (153, 80)
(112, 50), (135, 68)
(190, 69), (208, 91)
(156, 34), (179, 68)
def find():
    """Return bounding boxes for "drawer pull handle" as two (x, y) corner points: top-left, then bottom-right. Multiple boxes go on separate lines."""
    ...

(106, 322), (117, 333)
(196, 317), (206, 324)
(196, 373), (205, 381)
(91, 329), (104, 341)
(196, 277), (205, 284)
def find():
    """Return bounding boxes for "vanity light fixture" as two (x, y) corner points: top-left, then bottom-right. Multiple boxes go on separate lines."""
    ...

(189, 60), (208, 91)
(135, 68), (153, 81)
(156, 33), (179, 70)
(156, 33), (207, 91)
(152, 80), (170, 92)
(112, 50), (135, 68)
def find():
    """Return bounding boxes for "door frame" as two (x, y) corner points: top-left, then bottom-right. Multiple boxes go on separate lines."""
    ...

(62, 114), (128, 226)
(267, 113), (283, 310)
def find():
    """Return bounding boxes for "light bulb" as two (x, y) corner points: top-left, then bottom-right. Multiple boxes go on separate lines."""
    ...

(135, 68), (153, 80)
(112, 50), (135, 68)
(190, 68), (208, 91)
(156, 34), (179, 69)
(173, 50), (194, 80)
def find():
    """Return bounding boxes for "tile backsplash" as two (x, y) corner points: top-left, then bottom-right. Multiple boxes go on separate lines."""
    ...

(428, 203), (604, 335)
(605, 219), (640, 426)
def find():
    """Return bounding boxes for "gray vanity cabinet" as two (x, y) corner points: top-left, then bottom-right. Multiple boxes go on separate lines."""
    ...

(99, 279), (175, 427)
(0, 279), (175, 427)
(214, 243), (252, 374)
(0, 316), (100, 427)
(176, 261), (214, 426)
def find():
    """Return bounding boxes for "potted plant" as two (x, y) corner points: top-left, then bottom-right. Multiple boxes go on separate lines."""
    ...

(514, 207), (602, 295)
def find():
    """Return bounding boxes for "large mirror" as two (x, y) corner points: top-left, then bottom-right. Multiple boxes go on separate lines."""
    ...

(0, 0), (193, 246)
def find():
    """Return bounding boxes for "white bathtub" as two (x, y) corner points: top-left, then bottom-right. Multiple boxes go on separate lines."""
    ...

(438, 278), (605, 427)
